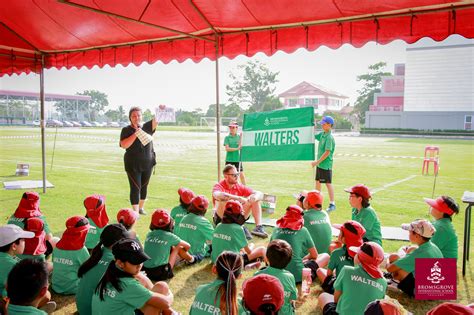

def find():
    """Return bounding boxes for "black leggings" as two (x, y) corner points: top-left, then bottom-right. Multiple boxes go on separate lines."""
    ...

(127, 168), (153, 205)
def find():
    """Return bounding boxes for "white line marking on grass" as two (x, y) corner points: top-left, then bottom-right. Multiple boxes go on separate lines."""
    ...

(371, 175), (418, 195)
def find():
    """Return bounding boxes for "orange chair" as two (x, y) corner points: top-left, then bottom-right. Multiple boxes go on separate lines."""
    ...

(422, 146), (440, 175)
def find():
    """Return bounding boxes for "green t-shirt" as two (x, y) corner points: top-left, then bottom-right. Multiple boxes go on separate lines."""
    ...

(327, 246), (354, 277)
(0, 252), (20, 297)
(91, 277), (153, 315)
(394, 241), (443, 275)
(7, 304), (47, 315)
(303, 209), (332, 254)
(255, 266), (297, 315)
(270, 227), (315, 282)
(351, 206), (382, 246)
(85, 221), (107, 249)
(315, 131), (335, 170)
(431, 218), (458, 259)
(170, 205), (188, 226)
(190, 279), (224, 314)
(224, 134), (241, 162)
(52, 247), (90, 295)
(211, 223), (247, 263)
(176, 213), (214, 257)
(7, 214), (51, 234)
(334, 265), (387, 315)
(76, 248), (114, 315)
(143, 229), (181, 268)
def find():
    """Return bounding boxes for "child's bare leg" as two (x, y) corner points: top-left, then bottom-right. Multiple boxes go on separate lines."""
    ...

(178, 247), (193, 262)
(317, 268), (328, 283)
(142, 282), (173, 315)
(318, 292), (334, 310)
(169, 246), (180, 267)
(316, 253), (330, 268)
(389, 253), (400, 264)
(247, 246), (266, 261)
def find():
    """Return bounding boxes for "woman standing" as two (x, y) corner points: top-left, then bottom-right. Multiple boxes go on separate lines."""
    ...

(120, 107), (157, 215)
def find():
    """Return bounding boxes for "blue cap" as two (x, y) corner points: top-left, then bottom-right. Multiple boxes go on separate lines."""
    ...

(319, 116), (334, 125)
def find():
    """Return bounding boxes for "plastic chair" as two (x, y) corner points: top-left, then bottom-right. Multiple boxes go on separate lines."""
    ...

(422, 146), (440, 175)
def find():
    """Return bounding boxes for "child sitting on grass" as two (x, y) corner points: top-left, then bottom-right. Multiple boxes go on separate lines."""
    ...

(255, 239), (297, 315)
(84, 194), (109, 251)
(386, 219), (442, 297)
(20, 218), (51, 273)
(170, 188), (196, 227)
(190, 251), (242, 314)
(318, 242), (387, 315)
(345, 184), (382, 246)
(317, 220), (366, 294)
(117, 208), (140, 241)
(0, 224), (34, 298)
(92, 238), (175, 314)
(271, 205), (329, 283)
(176, 195), (214, 263)
(241, 274), (285, 315)
(8, 191), (56, 257)
(76, 224), (130, 315)
(211, 200), (266, 266)
(52, 216), (90, 295)
(303, 190), (332, 254)
(143, 209), (193, 281)
(424, 196), (460, 259)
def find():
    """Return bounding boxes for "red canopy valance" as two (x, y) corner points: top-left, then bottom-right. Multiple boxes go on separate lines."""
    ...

(1, 0), (473, 76)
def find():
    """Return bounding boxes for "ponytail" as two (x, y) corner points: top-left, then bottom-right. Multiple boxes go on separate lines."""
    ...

(95, 261), (132, 301)
(78, 241), (104, 277)
(215, 251), (242, 315)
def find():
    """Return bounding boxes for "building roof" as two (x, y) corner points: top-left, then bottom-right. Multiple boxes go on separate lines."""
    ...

(278, 81), (349, 99)
(0, 90), (91, 102)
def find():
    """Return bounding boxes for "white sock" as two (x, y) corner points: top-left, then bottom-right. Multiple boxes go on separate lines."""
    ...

(189, 256), (195, 263)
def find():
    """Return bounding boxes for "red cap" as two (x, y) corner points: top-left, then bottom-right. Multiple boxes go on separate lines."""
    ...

(333, 220), (366, 257)
(14, 191), (42, 218)
(191, 195), (209, 212)
(344, 184), (371, 199)
(349, 242), (385, 279)
(25, 217), (44, 236)
(224, 200), (243, 215)
(151, 209), (172, 228)
(427, 302), (474, 315)
(243, 274), (285, 314)
(276, 205), (304, 230)
(117, 208), (139, 226)
(178, 188), (196, 205)
(305, 190), (324, 208)
(424, 197), (455, 216)
(65, 216), (89, 229)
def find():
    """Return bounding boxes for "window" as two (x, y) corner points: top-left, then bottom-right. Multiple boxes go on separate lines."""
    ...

(465, 115), (472, 130)
(305, 98), (318, 106)
(288, 99), (297, 107)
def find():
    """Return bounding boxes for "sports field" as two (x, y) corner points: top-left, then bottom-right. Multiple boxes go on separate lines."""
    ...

(0, 126), (473, 314)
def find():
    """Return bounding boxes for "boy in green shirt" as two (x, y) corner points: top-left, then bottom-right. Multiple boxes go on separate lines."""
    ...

(345, 184), (382, 246)
(143, 209), (193, 281)
(311, 116), (336, 212)
(84, 194), (109, 251)
(7, 259), (55, 315)
(0, 224), (34, 298)
(224, 121), (246, 185)
(303, 190), (332, 254)
(255, 239), (297, 314)
(318, 242), (387, 315)
(176, 195), (214, 262)
(170, 187), (196, 226)
(271, 205), (329, 283)
(241, 274), (285, 315)
(386, 219), (443, 297)
(211, 200), (266, 264)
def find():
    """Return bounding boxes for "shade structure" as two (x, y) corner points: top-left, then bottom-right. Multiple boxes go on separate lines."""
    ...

(1, 0), (474, 76)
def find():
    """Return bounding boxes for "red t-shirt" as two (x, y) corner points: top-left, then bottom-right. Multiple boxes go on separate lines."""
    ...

(212, 180), (254, 205)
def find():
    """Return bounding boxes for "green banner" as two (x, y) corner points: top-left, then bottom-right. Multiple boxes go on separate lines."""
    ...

(241, 107), (315, 161)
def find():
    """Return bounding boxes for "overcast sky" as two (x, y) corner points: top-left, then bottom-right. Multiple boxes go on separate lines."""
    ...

(0, 36), (464, 113)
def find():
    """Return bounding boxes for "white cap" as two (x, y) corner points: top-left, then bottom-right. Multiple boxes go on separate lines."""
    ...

(401, 219), (436, 238)
(0, 224), (35, 247)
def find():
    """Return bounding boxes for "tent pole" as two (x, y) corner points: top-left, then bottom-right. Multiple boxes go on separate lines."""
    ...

(40, 55), (47, 193)
(215, 36), (221, 181)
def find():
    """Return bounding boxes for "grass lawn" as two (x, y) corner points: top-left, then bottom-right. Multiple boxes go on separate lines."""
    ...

(1, 126), (473, 314)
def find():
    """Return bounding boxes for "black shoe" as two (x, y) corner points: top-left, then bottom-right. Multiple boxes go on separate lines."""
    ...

(243, 226), (253, 240)
(383, 272), (393, 280)
(251, 225), (268, 238)
(139, 208), (147, 215)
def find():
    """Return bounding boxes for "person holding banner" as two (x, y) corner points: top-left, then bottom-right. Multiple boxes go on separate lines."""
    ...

(120, 107), (158, 215)
(311, 116), (336, 212)
(224, 121), (246, 185)
(212, 165), (268, 238)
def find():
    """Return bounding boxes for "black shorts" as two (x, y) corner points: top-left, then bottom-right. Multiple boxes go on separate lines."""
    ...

(323, 302), (338, 315)
(398, 272), (415, 297)
(225, 161), (243, 172)
(142, 263), (173, 282)
(316, 167), (332, 183)
(321, 275), (336, 294)
(241, 253), (250, 265)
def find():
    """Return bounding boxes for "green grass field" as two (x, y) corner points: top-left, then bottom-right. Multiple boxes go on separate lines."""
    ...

(1, 126), (473, 314)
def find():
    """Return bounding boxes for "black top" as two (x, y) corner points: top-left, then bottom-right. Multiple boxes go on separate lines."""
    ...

(120, 120), (156, 172)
